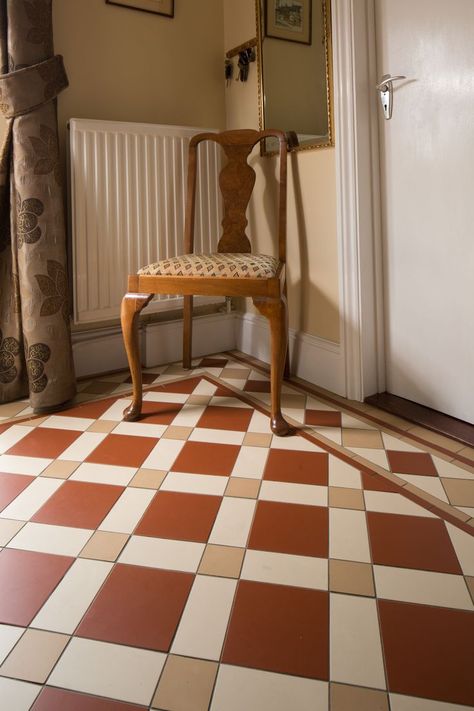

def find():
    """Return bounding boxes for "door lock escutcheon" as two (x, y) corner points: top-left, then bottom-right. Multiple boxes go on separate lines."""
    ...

(376, 74), (406, 119)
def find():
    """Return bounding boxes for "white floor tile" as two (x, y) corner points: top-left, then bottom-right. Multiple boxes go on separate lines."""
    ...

(364, 491), (436, 517)
(0, 678), (41, 711)
(211, 665), (328, 711)
(270, 435), (324, 452)
(171, 575), (236, 660)
(397, 474), (449, 502)
(171, 404), (206, 428)
(306, 396), (338, 412)
(341, 414), (376, 430)
(0, 426), (32, 454)
(246, 410), (272, 433)
(189, 428), (245, 445)
(329, 508), (371, 563)
(99, 488), (155, 533)
(259, 480), (328, 507)
(241, 550), (328, 590)
(221, 377), (247, 389)
(330, 593), (386, 689)
(48, 637), (165, 706)
(350, 448), (389, 469)
(70, 463), (137, 486)
(0, 454), (52, 476)
(119, 535), (204, 572)
(0, 519), (25, 546)
(192, 380), (218, 396)
(373, 565), (474, 610)
(142, 439), (185, 471)
(31, 559), (112, 633)
(209, 497), (256, 548)
(161, 472), (227, 496)
(0, 625), (24, 664)
(143, 391), (188, 404)
(459, 506), (474, 516)
(382, 434), (422, 452)
(390, 693), (471, 711)
(39, 415), (95, 432)
(231, 446), (268, 480)
(58, 432), (108, 462)
(211, 396), (252, 409)
(312, 427), (343, 445)
(0, 478), (62, 521)
(98, 399), (132, 421)
(112, 421), (166, 439)
(7, 522), (92, 557)
(432, 456), (474, 480)
(328, 456), (362, 489)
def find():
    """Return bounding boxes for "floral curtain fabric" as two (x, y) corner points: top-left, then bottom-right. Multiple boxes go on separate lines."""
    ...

(0, 0), (75, 409)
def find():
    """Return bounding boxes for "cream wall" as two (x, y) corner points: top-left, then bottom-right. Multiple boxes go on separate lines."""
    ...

(223, 0), (339, 342)
(53, 0), (225, 158)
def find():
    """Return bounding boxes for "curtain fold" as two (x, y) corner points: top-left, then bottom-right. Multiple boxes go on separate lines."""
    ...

(0, 0), (75, 409)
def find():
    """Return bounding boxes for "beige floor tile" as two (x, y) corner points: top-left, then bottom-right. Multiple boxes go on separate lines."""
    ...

(79, 531), (129, 562)
(0, 519), (25, 546)
(225, 478), (260, 499)
(198, 544), (245, 578)
(329, 487), (365, 510)
(21, 416), (49, 428)
(186, 395), (211, 407)
(162, 425), (193, 440)
(465, 576), (474, 604)
(87, 419), (117, 433)
(442, 478), (474, 506)
(221, 368), (250, 379)
(152, 654), (218, 711)
(242, 432), (272, 448)
(407, 427), (464, 453)
(0, 629), (69, 683)
(281, 394), (306, 409)
(329, 560), (375, 597)
(458, 446), (474, 462)
(330, 683), (389, 710)
(40, 460), (80, 479)
(129, 468), (166, 489)
(364, 408), (412, 430)
(342, 429), (384, 449)
(0, 402), (29, 419)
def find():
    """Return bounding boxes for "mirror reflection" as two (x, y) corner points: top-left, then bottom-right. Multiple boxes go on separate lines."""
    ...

(256, 0), (333, 152)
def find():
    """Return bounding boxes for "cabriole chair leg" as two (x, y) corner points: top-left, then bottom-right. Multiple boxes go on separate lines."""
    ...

(121, 292), (153, 421)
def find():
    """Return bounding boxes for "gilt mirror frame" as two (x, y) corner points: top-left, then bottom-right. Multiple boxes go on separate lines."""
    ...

(256, 0), (334, 154)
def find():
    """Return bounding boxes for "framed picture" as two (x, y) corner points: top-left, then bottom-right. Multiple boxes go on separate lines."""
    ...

(265, 0), (312, 45)
(106, 0), (174, 18)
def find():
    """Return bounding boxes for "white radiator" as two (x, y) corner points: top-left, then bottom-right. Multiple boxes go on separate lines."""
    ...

(69, 118), (223, 325)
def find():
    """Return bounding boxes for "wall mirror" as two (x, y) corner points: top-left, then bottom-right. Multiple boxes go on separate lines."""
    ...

(256, 0), (333, 153)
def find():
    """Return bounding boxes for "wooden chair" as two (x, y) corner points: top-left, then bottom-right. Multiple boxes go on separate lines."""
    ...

(121, 128), (291, 435)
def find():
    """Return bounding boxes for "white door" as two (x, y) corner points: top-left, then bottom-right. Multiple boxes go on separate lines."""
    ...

(375, 0), (474, 423)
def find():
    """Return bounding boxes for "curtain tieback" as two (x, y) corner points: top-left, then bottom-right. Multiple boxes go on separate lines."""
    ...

(0, 55), (68, 119)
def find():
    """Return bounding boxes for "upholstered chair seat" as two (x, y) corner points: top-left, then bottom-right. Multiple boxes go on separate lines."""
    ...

(138, 253), (279, 279)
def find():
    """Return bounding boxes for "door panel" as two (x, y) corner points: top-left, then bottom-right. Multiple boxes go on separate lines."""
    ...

(376, 0), (474, 423)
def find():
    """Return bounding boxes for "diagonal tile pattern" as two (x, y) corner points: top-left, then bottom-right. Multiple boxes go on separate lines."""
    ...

(0, 355), (473, 709)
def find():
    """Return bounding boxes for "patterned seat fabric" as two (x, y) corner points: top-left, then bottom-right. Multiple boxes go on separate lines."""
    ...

(138, 253), (279, 279)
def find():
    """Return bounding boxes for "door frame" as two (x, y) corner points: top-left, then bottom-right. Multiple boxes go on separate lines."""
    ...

(332, 0), (385, 401)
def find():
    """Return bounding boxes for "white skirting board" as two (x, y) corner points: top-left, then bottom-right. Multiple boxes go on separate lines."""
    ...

(72, 311), (346, 397)
(235, 312), (346, 397)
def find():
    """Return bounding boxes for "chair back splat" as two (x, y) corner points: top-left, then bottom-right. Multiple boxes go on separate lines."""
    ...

(121, 128), (292, 436)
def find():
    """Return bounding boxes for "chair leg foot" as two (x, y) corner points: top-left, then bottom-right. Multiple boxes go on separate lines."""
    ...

(121, 292), (153, 421)
(253, 295), (291, 436)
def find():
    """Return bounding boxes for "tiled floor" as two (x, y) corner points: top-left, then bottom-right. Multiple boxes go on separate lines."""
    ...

(0, 353), (473, 710)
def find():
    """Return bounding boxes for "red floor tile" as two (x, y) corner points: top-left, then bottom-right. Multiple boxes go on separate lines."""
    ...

(0, 549), (73, 625)
(305, 410), (342, 427)
(0, 472), (35, 511)
(59, 398), (118, 420)
(244, 380), (271, 393)
(263, 449), (328, 486)
(76, 563), (193, 651)
(386, 451), (438, 476)
(196, 405), (253, 432)
(85, 434), (158, 467)
(31, 481), (124, 530)
(361, 471), (400, 492)
(214, 384), (234, 397)
(32, 686), (147, 710)
(135, 490), (221, 542)
(6, 427), (82, 459)
(367, 512), (462, 574)
(139, 401), (182, 425)
(223, 580), (329, 680)
(150, 376), (202, 394)
(379, 599), (474, 707)
(171, 441), (240, 476)
(248, 500), (328, 558)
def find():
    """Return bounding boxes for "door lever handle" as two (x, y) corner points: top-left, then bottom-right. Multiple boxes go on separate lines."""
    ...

(376, 74), (407, 120)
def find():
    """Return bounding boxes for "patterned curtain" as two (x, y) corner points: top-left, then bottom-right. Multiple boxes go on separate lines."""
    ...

(0, 0), (75, 409)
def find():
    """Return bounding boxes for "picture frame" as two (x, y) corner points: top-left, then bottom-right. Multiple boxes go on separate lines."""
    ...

(265, 0), (312, 45)
(106, 0), (174, 18)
